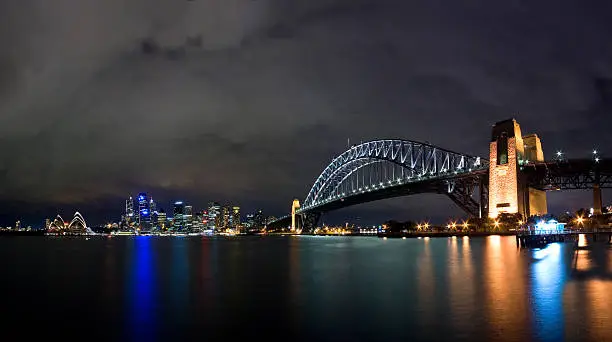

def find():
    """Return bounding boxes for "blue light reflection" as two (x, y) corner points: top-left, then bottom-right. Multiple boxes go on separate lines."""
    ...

(127, 236), (157, 341)
(531, 243), (566, 341)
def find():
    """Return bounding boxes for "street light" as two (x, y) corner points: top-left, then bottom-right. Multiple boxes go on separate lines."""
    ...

(576, 216), (584, 225)
(462, 221), (469, 230)
(493, 220), (500, 228)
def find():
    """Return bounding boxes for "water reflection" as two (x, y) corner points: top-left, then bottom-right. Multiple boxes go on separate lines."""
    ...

(530, 243), (565, 341)
(127, 236), (156, 341)
(565, 247), (612, 341)
(484, 235), (529, 341)
(417, 235), (434, 326)
(170, 238), (189, 325)
(196, 238), (214, 317)
(13, 235), (611, 341)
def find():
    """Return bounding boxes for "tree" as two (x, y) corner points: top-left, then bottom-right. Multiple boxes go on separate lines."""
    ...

(497, 212), (523, 231)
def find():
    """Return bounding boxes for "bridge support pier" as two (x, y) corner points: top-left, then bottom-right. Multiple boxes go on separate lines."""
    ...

(479, 176), (487, 219)
(291, 199), (301, 231)
(593, 183), (603, 216)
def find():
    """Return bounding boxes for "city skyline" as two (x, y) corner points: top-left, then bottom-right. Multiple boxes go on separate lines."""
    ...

(0, 1), (611, 226)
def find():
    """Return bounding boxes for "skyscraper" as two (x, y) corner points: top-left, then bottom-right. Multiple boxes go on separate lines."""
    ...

(137, 193), (151, 233)
(222, 206), (230, 229)
(157, 210), (167, 231)
(208, 202), (221, 231)
(185, 205), (193, 232)
(150, 198), (157, 215)
(125, 196), (135, 222)
(231, 206), (240, 228)
(245, 213), (255, 228)
(173, 201), (185, 231)
(254, 210), (264, 228)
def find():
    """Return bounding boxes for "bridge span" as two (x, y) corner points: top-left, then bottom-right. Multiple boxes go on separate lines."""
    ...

(269, 119), (611, 232)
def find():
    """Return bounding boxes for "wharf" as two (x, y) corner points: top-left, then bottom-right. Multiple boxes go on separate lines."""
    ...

(516, 229), (612, 248)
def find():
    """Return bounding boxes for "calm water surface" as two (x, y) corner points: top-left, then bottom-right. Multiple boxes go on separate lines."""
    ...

(1, 235), (611, 341)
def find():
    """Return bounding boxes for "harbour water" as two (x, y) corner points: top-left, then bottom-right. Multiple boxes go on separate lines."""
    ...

(0, 235), (610, 341)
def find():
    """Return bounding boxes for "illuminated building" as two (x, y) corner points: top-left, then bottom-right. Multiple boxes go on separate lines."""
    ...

(173, 201), (185, 231)
(222, 206), (230, 229)
(157, 210), (167, 231)
(137, 193), (152, 232)
(488, 119), (547, 218)
(208, 202), (221, 231)
(231, 206), (240, 227)
(185, 205), (193, 231)
(245, 213), (255, 228)
(254, 210), (265, 228)
(150, 198), (157, 227)
(125, 196), (135, 223)
(200, 210), (208, 227)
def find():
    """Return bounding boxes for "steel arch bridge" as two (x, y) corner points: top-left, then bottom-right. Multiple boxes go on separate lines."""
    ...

(271, 139), (490, 230)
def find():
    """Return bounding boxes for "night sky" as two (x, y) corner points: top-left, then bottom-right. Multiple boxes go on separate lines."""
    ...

(0, 0), (611, 227)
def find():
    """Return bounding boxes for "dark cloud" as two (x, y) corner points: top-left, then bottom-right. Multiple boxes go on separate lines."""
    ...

(0, 0), (611, 225)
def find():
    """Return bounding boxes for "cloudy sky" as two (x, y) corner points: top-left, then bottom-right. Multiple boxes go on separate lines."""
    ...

(0, 0), (611, 226)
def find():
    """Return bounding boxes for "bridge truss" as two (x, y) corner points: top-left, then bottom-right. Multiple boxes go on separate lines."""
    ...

(298, 140), (489, 222)
(523, 159), (612, 190)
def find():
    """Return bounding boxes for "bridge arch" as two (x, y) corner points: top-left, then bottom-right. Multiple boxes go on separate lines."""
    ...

(303, 140), (487, 210)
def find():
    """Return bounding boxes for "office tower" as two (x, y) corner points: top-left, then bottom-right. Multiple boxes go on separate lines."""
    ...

(208, 202), (221, 230)
(245, 213), (255, 228)
(125, 196), (135, 223)
(254, 210), (264, 228)
(157, 210), (167, 231)
(137, 193), (151, 232)
(173, 201), (185, 231)
(222, 206), (230, 229)
(231, 206), (240, 228)
(185, 205), (193, 232)
(150, 198), (157, 227)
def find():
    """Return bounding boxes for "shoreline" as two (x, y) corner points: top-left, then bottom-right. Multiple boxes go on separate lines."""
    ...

(0, 231), (519, 238)
(376, 231), (517, 238)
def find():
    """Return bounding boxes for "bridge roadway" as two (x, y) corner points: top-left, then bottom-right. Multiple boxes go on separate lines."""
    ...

(268, 140), (611, 231)
(269, 170), (488, 229)
(300, 169), (487, 214)
(522, 158), (612, 190)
